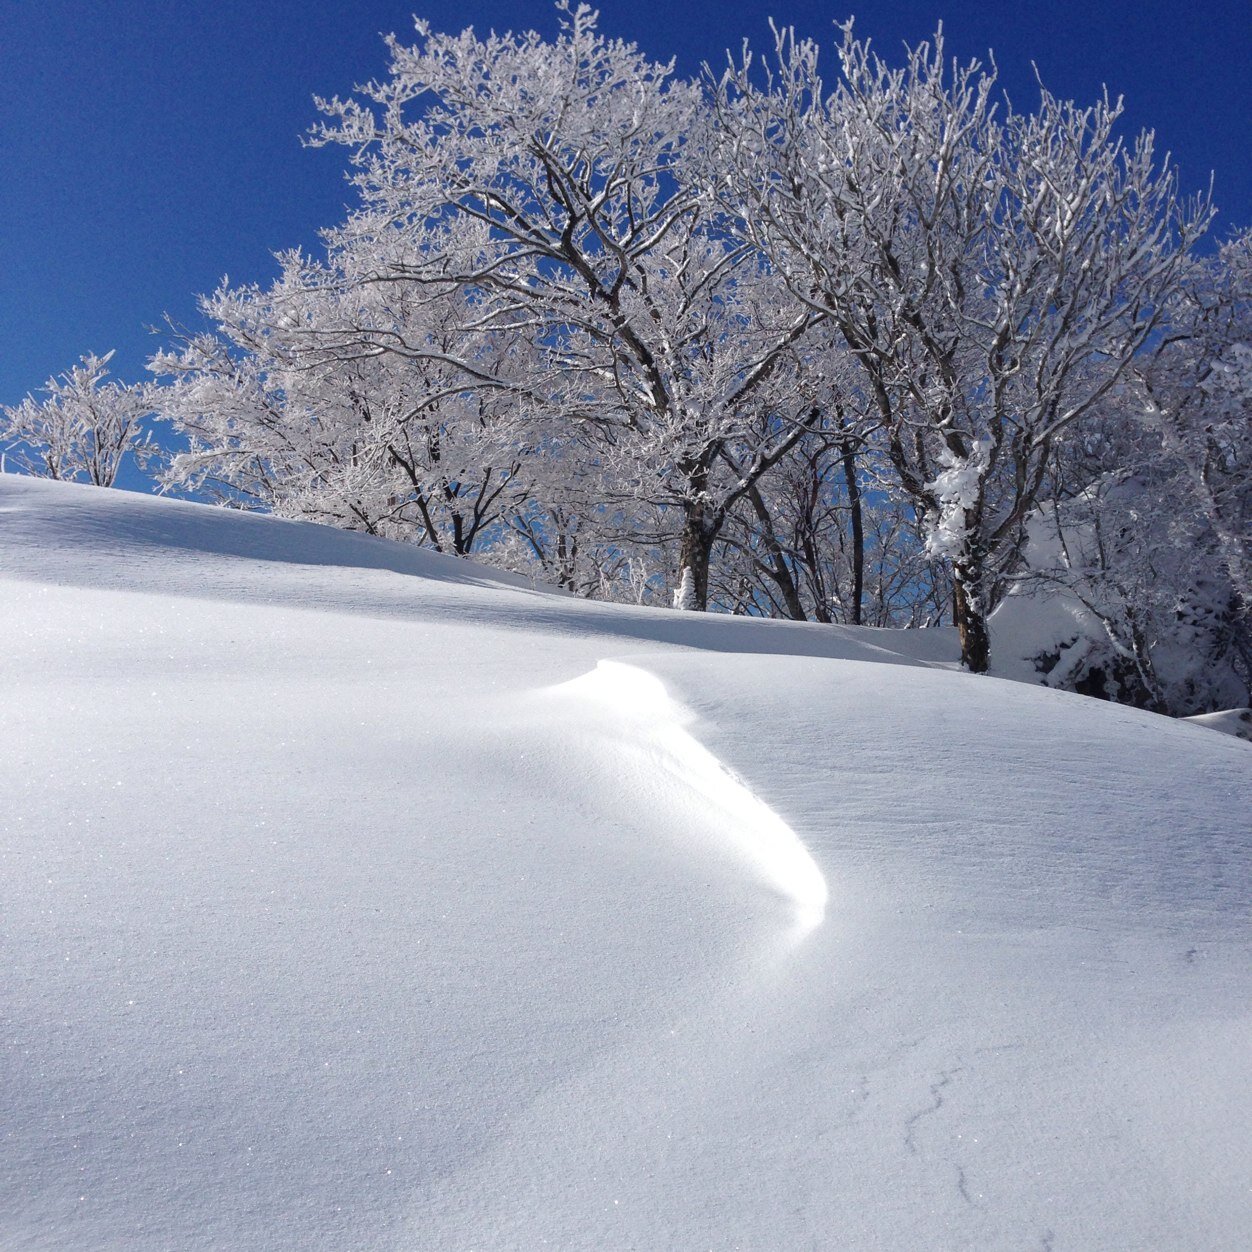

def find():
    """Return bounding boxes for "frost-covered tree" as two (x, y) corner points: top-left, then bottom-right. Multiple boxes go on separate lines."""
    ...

(720, 431), (950, 626)
(152, 236), (544, 554)
(992, 231), (1252, 715)
(309, 3), (818, 609)
(1140, 231), (1252, 629)
(714, 22), (1211, 669)
(1028, 230), (1252, 712)
(1, 351), (153, 487)
(132, 3), (1235, 714)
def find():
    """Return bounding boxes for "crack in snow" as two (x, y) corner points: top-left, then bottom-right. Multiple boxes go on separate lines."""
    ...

(902, 1062), (989, 1214)
(955, 1163), (983, 1210)
(903, 1065), (964, 1155)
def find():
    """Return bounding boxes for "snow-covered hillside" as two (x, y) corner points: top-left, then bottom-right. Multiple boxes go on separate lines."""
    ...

(3, 476), (1249, 1251)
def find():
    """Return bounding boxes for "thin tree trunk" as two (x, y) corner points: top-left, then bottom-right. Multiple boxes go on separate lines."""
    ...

(744, 483), (807, 621)
(840, 440), (865, 626)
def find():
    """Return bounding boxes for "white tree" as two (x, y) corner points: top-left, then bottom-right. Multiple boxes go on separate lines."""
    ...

(1141, 231), (1252, 628)
(719, 423), (950, 626)
(310, 3), (819, 609)
(152, 236), (544, 556)
(714, 22), (1210, 668)
(139, 3), (1227, 688)
(990, 230), (1252, 715)
(2, 351), (153, 487)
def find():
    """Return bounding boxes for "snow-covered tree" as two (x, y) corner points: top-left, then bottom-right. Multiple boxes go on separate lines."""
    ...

(309, 3), (819, 609)
(713, 22), (1211, 669)
(991, 230), (1252, 715)
(1140, 231), (1252, 632)
(1, 351), (153, 487)
(718, 430), (950, 627)
(153, 237), (544, 555)
(131, 3), (1236, 717)
(994, 466), (1249, 716)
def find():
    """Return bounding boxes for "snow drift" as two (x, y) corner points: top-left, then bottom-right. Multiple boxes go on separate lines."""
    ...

(2, 476), (1249, 1250)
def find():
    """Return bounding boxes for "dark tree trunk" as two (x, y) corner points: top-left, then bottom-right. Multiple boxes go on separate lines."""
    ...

(953, 566), (991, 673)
(744, 483), (807, 621)
(675, 459), (724, 612)
(676, 507), (715, 611)
(555, 530), (576, 591)
(450, 511), (467, 556)
(840, 441), (865, 626)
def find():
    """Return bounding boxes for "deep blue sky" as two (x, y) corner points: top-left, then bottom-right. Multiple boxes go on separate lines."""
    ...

(3, 0), (1249, 407)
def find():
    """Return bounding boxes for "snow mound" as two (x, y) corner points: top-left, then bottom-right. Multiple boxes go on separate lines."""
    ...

(0, 475), (956, 665)
(1185, 707), (1252, 741)
(554, 659), (829, 931)
(2, 477), (1249, 1251)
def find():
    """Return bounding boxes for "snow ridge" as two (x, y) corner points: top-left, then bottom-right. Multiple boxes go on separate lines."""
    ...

(556, 660), (829, 932)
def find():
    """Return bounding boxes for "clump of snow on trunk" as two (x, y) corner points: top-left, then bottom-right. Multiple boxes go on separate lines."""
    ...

(672, 566), (698, 610)
(924, 444), (986, 562)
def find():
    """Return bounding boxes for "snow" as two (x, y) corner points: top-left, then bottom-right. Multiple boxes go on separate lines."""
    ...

(671, 564), (697, 610)
(2, 475), (1249, 1250)
(924, 441), (988, 562)
(1184, 707), (1252, 741)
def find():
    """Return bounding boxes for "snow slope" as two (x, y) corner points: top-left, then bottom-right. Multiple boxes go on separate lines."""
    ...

(2, 476), (1249, 1251)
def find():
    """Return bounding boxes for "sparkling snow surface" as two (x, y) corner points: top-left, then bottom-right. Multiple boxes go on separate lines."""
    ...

(2, 477), (1249, 1251)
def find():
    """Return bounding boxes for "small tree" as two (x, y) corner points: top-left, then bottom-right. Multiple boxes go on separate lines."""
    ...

(152, 235), (544, 555)
(1, 351), (153, 487)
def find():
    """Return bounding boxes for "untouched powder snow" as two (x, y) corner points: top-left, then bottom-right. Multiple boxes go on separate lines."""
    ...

(554, 660), (829, 932)
(2, 476), (1249, 1251)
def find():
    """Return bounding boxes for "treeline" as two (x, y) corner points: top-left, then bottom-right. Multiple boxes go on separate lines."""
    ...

(4, 6), (1249, 713)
